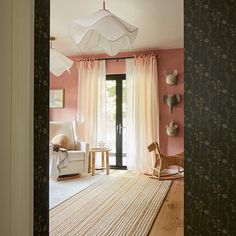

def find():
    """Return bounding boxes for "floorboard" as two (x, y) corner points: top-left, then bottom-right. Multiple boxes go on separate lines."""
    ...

(148, 179), (184, 236)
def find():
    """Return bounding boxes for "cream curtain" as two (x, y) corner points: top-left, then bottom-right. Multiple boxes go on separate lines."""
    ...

(126, 55), (159, 174)
(76, 59), (106, 147)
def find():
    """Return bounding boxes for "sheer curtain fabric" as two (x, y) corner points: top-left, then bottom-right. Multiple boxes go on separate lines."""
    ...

(76, 59), (106, 147)
(126, 55), (159, 174)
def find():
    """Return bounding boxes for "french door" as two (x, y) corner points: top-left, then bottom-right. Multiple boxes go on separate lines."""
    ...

(106, 74), (127, 169)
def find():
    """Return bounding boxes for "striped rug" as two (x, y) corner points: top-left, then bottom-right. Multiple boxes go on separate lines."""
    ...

(50, 174), (172, 236)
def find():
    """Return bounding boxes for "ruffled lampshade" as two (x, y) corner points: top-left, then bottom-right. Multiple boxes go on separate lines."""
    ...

(70, 5), (138, 56)
(50, 48), (74, 77)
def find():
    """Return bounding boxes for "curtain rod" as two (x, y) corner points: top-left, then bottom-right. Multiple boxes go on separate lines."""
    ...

(96, 56), (135, 61)
(95, 55), (160, 61)
(76, 55), (159, 61)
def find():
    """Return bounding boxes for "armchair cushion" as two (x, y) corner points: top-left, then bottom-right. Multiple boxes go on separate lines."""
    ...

(51, 134), (73, 150)
(68, 151), (85, 161)
(75, 140), (89, 152)
(50, 122), (75, 149)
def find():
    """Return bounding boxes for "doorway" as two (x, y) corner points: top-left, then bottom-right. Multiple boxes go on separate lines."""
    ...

(106, 74), (127, 170)
(33, 0), (186, 234)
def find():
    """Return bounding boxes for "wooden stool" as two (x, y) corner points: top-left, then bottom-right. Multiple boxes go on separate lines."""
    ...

(88, 148), (111, 176)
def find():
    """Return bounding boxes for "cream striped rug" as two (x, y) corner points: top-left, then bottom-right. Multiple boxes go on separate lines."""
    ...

(50, 174), (172, 236)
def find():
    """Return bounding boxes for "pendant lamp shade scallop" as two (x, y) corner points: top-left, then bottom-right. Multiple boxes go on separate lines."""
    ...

(50, 48), (74, 77)
(70, 2), (138, 56)
(50, 37), (74, 77)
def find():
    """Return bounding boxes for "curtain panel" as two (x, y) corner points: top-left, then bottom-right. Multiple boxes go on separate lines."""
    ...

(76, 59), (106, 147)
(126, 55), (159, 174)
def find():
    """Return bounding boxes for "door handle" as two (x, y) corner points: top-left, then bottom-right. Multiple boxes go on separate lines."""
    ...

(116, 124), (121, 134)
(119, 124), (122, 134)
(118, 124), (126, 134)
(116, 125), (119, 134)
(117, 124), (126, 135)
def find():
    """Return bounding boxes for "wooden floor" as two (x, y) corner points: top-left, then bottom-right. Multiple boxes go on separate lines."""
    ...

(149, 179), (184, 236)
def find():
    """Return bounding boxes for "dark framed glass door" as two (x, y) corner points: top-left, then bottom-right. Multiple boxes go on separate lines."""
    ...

(106, 74), (127, 169)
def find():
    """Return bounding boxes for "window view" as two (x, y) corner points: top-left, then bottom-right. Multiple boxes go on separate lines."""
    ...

(105, 80), (116, 165)
(105, 77), (127, 167)
(122, 80), (127, 166)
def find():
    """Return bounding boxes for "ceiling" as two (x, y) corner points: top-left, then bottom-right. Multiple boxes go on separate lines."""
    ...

(50, 0), (184, 56)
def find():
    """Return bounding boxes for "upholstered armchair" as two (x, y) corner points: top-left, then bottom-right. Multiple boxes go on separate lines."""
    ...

(49, 121), (89, 179)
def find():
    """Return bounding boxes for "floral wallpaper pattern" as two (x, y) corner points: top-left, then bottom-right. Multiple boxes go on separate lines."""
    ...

(34, 0), (236, 235)
(185, 1), (236, 235)
(34, 0), (50, 235)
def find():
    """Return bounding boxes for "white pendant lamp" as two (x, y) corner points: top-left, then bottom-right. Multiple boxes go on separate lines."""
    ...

(70, 0), (138, 56)
(50, 37), (74, 77)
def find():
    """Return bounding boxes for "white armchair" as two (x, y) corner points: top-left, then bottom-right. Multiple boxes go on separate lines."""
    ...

(49, 121), (89, 179)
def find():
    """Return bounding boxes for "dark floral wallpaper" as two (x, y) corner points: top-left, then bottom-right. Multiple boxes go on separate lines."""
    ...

(34, 0), (236, 235)
(185, 1), (236, 235)
(34, 0), (50, 235)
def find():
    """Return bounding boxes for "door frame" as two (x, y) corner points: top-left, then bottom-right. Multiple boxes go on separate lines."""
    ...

(1, 0), (35, 235)
(106, 74), (127, 170)
(34, 0), (50, 234)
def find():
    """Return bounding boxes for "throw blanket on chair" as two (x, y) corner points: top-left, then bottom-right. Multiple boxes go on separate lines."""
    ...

(50, 146), (69, 179)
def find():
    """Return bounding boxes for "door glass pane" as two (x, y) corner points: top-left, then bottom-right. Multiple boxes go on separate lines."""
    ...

(105, 80), (116, 165)
(122, 80), (127, 166)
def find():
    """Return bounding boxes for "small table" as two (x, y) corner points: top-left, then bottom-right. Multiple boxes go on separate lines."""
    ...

(88, 148), (111, 176)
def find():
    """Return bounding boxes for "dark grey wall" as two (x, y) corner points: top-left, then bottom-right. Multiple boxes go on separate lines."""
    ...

(34, 0), (236, 235)
(34, 0), (50, 234)
(185, 1), (236, 235)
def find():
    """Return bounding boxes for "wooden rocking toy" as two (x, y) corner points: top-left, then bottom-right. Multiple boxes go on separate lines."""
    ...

(147, 141), (184, 179)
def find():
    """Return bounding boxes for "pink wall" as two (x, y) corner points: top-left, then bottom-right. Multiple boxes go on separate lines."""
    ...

(50, 56), (78, 121)
(50, 49), (184, 155)
(158, 49), (184, 155)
